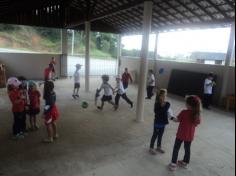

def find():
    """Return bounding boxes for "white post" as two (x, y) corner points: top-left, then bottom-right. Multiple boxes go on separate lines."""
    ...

(136, 1), (153, 122)
(117, 34), (122, 76)
(85, 21), (91, 92)
(220, 23), (235, 102)
(61, 29), (68, 77)
(153, 32), (159, 86)
(71, 30), (75, 55)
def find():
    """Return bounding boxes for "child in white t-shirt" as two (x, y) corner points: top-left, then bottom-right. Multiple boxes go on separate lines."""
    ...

(73, 64), (82, 99)
(203, 73), (216, 109)
(146, 69), (156, 99)
(97, 75), (115, 110)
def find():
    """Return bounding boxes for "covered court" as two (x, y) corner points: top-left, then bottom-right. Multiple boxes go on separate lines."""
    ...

(0, 0), (235, 176)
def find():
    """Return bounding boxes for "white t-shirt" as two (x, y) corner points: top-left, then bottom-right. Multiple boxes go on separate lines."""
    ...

(117, 81), (126, 95)
(147, 74), (155, 86)
(100, 83), (113, 96)
(204, 78), (213, 94)
(74, 71), (80, 83)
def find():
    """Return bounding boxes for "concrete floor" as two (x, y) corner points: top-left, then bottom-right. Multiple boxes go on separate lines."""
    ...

(0, 78), (235, 176)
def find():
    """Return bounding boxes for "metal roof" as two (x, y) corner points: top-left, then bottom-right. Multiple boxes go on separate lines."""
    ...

(0, 0), (235, 33)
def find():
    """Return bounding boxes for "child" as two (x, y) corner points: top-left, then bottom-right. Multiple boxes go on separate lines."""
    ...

(122, 68), (133, 90)
(114, 76), (133, 110)
(50, 57), (57, 78)
(149, 89), (173, 155)
(7, 77), (26, 139)
(168, 95), (201, 171)
(97, 75), (115, 110)
(146, 69), (155, 99)
(43, 81), (59, 143)
(28, 81), (41, 131)
(72, 64), (82, 99)
(203, 73), (216, 110)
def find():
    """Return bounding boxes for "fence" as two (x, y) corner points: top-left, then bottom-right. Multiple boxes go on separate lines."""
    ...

(67, 55), (118, 76)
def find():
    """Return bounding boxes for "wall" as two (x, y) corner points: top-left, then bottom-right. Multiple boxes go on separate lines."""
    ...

(0, 53), (61, 80)
(121, 57), (235, 105)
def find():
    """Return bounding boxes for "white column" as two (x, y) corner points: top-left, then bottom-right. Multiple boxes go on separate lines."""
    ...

(117, 34), (122, 76)
(136, 1), (153, 122)
(220, 22), (235, 101)
(61, 29), (68, 77)
(85, 21), (91, 92)
(153, 32), (159, 85)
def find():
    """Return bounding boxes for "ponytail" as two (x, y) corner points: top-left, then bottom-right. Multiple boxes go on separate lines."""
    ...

(186, 96), (201, 123)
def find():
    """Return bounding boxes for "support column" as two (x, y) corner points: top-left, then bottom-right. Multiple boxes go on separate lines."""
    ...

(153, 32), (159, 86)
(136, 1), (153, 122)
(220, 22), (235, 102)
(61, 29), (68, 77)
(71, 30), (75, 55)
(85, 21), (91, 92)
(117, 34), (122, 76)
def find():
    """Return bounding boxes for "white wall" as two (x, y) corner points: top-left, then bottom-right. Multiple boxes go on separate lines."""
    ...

(0, 53), (61, 80)
(121, 57), (235, 105)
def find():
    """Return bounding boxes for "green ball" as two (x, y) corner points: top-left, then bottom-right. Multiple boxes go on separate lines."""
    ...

(81, 101), (89, 109)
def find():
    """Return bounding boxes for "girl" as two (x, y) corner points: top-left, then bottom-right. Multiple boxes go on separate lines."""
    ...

(28, 81), (41, 131)
(72, 64), (82, 99)
(169, 95), (201, 171)
(149, 89), (174, 155)
(7, 77), (26, 139)
(43, 81), (59, 143)
(97, 75), (115, 110)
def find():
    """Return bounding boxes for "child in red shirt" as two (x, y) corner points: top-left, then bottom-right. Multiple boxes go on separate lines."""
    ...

(7, 77), (26, 139)
(169, 95), (201, 171)
(28, 82), (41, 130)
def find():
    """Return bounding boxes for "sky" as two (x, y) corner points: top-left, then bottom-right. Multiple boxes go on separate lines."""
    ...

(121, 28), (231, 57)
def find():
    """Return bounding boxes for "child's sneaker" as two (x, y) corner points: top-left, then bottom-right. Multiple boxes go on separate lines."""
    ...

(42, 138), (53, 143)
(156, 147), (165, 154)
(178, 160), (189, 169)
(34, 125), (39, 130)
(168, 163), (177, 172)
(149, 148), (157, 155)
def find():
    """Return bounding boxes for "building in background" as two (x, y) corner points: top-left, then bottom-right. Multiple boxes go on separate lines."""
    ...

(191, 52), (226, 65)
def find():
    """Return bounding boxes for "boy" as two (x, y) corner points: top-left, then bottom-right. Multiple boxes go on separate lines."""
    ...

(73, 64), (82, 99)
(97, 75), (115, 110)
(203, 73), (216, 109)
(114, 76), (133, 110)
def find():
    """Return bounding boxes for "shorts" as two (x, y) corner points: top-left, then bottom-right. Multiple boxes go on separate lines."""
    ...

(44, 105), (59, 125)
(101, 95), (112, 102)
(74, 83), (80, 89)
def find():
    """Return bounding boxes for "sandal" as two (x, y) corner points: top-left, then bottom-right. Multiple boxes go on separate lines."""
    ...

(168, 163), (177, 172)
(42, 138), (53, 143)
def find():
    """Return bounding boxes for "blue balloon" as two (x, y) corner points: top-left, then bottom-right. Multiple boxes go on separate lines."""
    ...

(159, 68), (165, 75)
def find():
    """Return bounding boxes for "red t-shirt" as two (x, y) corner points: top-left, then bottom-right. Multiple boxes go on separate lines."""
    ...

(8, 89), (25, 113)
(29, 90), (41, 109)
(176, 110), (201, 142)
(44, 68), (52, 80)
(122, 72), (133, 83)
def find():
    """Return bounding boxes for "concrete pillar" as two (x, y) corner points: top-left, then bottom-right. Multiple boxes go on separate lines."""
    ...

(117, 34), (122, 76)
(220, 22), (235, 101)
(136, 1), (153, 122)
(85, 21), (91, 92)
(61, 29), (68, 77)
(153, 33), (159, 86)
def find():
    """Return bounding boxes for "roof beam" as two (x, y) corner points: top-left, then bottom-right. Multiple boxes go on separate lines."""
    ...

(205, 0), (229, 18)
(224, 0), (235, 8)
(67, 0), (144, 28)
(175, 0), (204, 22)
(191, 0), (215, 20)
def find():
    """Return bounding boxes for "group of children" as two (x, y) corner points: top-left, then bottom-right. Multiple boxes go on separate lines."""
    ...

(7, 58), (59, 143)
(149, 89), (201, 172)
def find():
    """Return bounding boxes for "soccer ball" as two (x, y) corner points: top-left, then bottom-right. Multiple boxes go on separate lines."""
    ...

(81, 101), (89, 109)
